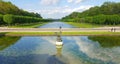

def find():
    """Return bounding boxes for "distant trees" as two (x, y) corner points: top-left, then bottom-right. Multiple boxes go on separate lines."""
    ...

(0, 1), (42, 18)
(0, 1), (51, 26)
(13, 15), (43, 24)
(62, 2), (120, 25)
(1, 14), (49, 25)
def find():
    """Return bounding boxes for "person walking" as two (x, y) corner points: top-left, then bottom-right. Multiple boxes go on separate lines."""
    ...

(111, 28), (113, 32)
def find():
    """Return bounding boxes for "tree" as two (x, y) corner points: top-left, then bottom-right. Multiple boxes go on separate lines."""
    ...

(3, 14), (14, 25)
(62, 1), (120, 25)
(0, 1), (42, 18)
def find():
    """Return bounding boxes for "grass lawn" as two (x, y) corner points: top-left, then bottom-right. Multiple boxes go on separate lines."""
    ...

(66, 22), (120, 28)
(9, 22), (48, 28)
(2, 32), (120, 36)
(66, 22), (101, 28)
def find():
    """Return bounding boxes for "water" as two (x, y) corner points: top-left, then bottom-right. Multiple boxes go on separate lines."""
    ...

(0, 21), (120, 64)
(39, 21), (74, 28)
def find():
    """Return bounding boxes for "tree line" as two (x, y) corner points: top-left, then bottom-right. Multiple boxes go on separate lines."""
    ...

(0, 1), (42, 18)
(0, 1), (52, 26)
(0, 14), (51, 26)
(62, 2), (120, 25)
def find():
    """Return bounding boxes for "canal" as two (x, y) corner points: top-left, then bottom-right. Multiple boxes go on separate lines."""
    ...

(0, 21), (120, 64)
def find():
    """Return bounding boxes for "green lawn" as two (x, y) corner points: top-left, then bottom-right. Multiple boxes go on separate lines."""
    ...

(3, 32), (120, 36)
(62, 32), (120, 36)
(9, 22), (48, 28)
(66, 22), (101, 28)
(66, 22), (120, 28)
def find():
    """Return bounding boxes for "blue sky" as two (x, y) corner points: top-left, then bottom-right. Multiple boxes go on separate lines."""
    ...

(5, 0), (120, 19)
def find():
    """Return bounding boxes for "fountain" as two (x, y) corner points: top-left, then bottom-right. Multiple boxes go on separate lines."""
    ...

(55, 26), (63, 56)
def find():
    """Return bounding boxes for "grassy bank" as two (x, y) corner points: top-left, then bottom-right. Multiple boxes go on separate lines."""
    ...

(66, 22), (120, 28)
(8, 22), (48, 28)
(66, 22), (101, 28)
(0, 32), (119, 36)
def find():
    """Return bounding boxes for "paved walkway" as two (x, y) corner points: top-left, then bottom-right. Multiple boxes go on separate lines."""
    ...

(0, 27), (120, 32)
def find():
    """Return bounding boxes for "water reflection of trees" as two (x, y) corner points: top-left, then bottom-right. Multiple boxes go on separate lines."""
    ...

(88, 36), (120, 47)
(0, 36), (20, 51)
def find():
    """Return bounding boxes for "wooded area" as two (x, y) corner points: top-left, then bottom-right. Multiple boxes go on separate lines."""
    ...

(0, 1), (42, 18)
(62, 2), (120, 25)
(0, 1), (50, 26)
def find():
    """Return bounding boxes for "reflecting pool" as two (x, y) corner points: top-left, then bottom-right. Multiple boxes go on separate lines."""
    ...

(0, 36), (120, 64)
(0, 21), (120, 64)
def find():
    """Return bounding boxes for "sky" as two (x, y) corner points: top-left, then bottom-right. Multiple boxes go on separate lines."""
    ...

(5, 0), (120, 19)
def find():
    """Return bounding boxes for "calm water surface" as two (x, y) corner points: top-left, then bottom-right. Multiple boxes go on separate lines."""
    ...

(0, 21), (120, 64)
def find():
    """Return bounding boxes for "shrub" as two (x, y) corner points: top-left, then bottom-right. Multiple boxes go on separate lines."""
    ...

(3, 14), (14, 25)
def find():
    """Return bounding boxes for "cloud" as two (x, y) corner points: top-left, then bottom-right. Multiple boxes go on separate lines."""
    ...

(27, 5), (92, 19)
(67, 0), (84, 4)
(40, 0), (59, 5)
(40, 0), (85, 5)
(67, 0), (73, 3)
(39, 5), (92, 18)
(75, 0), (83, 4)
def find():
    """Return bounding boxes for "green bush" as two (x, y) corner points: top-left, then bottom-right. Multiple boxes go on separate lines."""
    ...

(105, 15), (120, 25)
(14, 16), (43, 24)
(63, 14), (120, 25)
(92, 15), (106, 24)
(84, 17), (93, 23)
(2, 14), (48, 25)
(89, 15), (120, 25)
(3, 14), (14, 25)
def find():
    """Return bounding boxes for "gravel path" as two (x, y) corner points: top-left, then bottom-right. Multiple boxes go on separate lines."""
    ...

(0, 27), (120, 32)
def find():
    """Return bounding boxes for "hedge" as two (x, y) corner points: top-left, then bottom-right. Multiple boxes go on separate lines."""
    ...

(63, 14), (120, 25)
(3, 14), (14, 25)
(2, 14), (49, 25)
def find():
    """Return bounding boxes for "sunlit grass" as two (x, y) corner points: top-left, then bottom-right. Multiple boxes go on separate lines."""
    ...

(9, 22), (48, 28)
(6, 32), (55, 36)
(66, 22), (101, 28)
(3, 32), (120, 36)
(65, 22), (120, 28)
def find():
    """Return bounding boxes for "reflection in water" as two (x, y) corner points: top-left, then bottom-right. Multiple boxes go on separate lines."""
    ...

(47, 45), (67, 64)
(56, 45), (63, 56)
(0, 36), (20, 51)
(56, 30), (63, 57)
(88, 36), (120, 47)
(0, 36), (120, 64)
(47, 36), (68, 64)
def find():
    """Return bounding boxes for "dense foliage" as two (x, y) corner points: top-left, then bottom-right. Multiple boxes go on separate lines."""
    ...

(3, 14), (14, 25)
(1, 14), (50, 25)
(0, 1), (42, 18)
(0, 1), (52, 26)
(62, 2), (120, 25)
